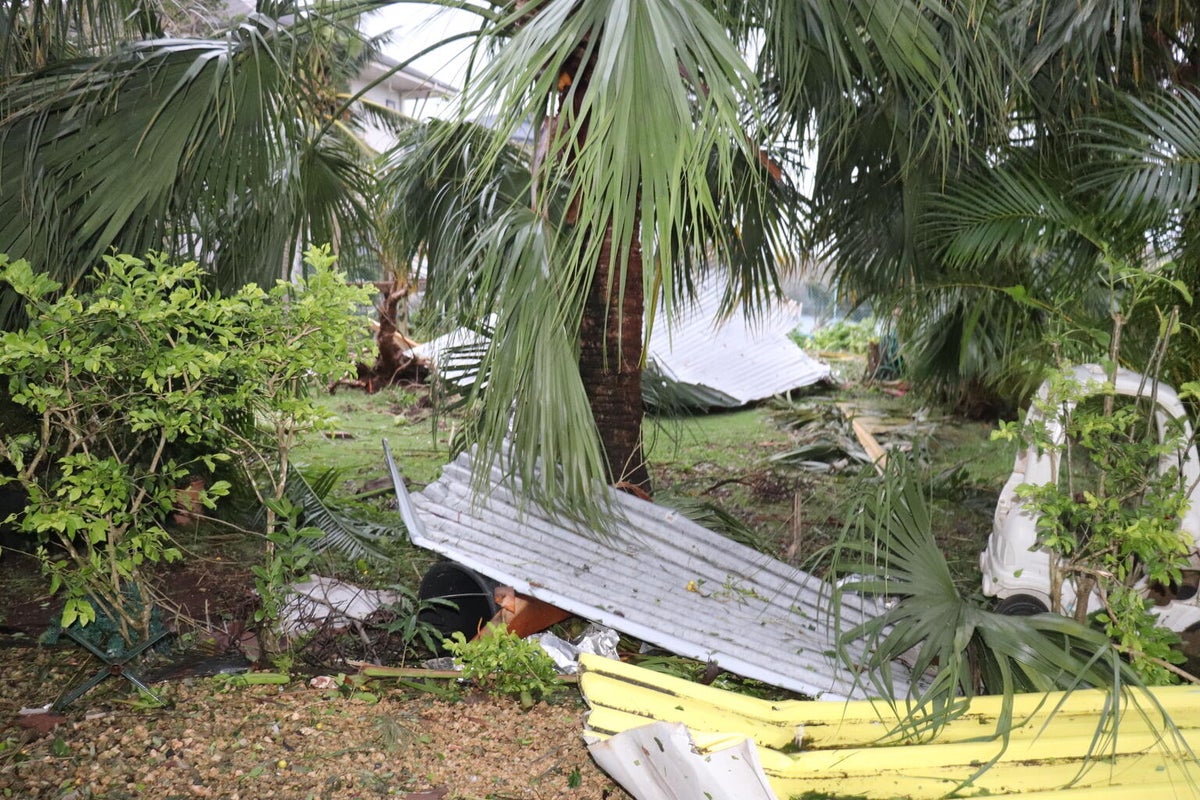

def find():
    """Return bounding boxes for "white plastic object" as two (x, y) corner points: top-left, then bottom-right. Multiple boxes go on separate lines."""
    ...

(980, 364), (1200, 630)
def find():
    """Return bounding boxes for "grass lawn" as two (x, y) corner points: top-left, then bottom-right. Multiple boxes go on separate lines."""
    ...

(293, 380), (1010, 593)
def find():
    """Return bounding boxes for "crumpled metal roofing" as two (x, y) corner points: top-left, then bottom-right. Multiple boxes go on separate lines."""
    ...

(407, 282), (829, 407)
(645, 280), (830, 409)
(386, 443), (907, 701)
(580, 653), (1200, 800)
(408, 326), (489, 388)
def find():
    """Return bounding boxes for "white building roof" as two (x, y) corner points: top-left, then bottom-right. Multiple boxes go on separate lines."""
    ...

(356, 54), (457, 100)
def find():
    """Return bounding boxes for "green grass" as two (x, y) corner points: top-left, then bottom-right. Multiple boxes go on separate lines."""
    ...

(295, 385), (455, 490)
(294, 384), (1008, 585)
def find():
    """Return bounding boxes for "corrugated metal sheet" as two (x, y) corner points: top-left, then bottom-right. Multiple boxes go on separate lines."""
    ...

(408, 326), (489, 388)
(386, 443), (907, 701)
(408, 281), (829, 407)
(646, 280), (830, 409)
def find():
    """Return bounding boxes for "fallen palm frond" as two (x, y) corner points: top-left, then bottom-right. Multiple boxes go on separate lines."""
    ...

(658, 495), (774, 553)
(769, 398), (939, 472)
(285, 466), (405, 563)
(821, 452), (1200, 792)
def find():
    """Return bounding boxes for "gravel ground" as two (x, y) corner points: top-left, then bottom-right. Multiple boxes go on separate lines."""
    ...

(0, 640), (629, 800)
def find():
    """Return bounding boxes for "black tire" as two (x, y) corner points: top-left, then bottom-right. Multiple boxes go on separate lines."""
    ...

(994, 593), (1049, 616)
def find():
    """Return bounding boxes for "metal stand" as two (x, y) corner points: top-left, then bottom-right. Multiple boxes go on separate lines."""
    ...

(53, 628), (168, 710)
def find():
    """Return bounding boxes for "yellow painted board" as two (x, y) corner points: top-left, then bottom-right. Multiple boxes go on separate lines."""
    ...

(763, 750), (1200, 800)
(579, 654), (1200, 748)
(580, 655), (801, 724)
(760, 729), (1193, 772)
(988, 779), (1200, 800)
(852, 417), (888, 473)
(584, 702), (797, 750)
(584, 678), (1200, 751)
(580, 654), (1200, 722)
(588, 723), (1200, 799)
(579, 672), (798, 747)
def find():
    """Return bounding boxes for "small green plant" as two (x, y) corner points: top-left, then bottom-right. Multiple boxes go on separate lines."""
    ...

(379, 586), (458, 663)
(443, 622), (559, 705)
(373, 712), (418, 752)
(0, 736), (27, 767)
(250, 500), (323, 652)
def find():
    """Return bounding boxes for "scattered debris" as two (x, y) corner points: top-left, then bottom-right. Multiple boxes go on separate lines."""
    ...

(587, 720), (775, 800)
(402, 788), (449, 800)
(385, 441), (908, 700)
(490, 585), (572, 638)
(402, 280), (831, 409)
(280, 576), (401, 636)
(406, 326), (490, 389)
(16, 711), (66, 736)
(309, 675), (340, 690)
(531, 623), (620, 674)
(141, 649), (253, 683)
(770, 398), (937, 472)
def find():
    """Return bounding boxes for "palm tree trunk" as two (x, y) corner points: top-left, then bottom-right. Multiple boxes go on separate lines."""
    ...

(578, 225), (652, 494)
(551, 33), (651, 495)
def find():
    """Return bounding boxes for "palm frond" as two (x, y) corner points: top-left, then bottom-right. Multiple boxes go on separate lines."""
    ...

(658, 495), (773, 553)
(286, 465), (405, 564)
(926, 156), (1100, 271)
(745, 0), (1012, 170)
(824, 454), (1185, 757)
(0, 5), (384, 327)
(0, 0), (164, 73)
(380, 1), (784, 520)
(1090, 90), (1200, 223)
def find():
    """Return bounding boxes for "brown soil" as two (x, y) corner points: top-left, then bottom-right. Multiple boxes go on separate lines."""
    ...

(0, 554), (628, 800)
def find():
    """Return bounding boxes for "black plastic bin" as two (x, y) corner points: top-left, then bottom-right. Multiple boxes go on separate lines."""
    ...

(417, 561), (500, 644)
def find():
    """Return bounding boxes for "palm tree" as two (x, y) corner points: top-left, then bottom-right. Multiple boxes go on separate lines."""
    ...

(0, 0), (386, 326)
(381, 0), (1010, 516)
(831, 1), (1200, 412)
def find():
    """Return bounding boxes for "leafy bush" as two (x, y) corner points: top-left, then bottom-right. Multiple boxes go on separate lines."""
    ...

(993, 370), (1193, 683)
(443, 622), (559, 705)
(792, 317), (878, 354)
(0, 247), (370, 643)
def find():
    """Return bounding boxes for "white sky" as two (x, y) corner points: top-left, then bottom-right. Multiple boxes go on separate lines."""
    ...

(361, 6), (481, 91)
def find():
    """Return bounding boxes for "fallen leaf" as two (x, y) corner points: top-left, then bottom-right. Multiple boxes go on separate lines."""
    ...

(17, 712), (66, 735)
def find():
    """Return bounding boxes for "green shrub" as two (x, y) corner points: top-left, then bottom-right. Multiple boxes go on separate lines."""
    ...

(792, 317), (878, 354)
(0, 247), (370, 644)
(994, 370), (1193, 683)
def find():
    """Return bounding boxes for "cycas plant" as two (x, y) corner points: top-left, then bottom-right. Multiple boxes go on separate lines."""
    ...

(284, 465), (405, 563)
